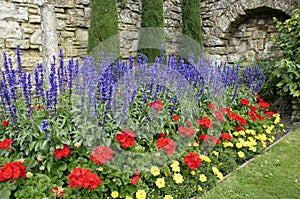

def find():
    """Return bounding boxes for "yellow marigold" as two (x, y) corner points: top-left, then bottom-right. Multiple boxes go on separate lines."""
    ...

(265, 129), (272, 134)
(217, 171), (224, 179)
(236, 142), (243, 148)
(239, 130), (245, 136)
(249, 146), (257, 152)
(173, 173), (184, 184)
(262, 141), (267, 148)
(191, 171), (196, 175)
(200, 155), (211, 163)
(212, 166), (219, 174)
(150, 166), (160, 176)
(274, 116), (280, 124)
(111, 191), (119, 198)
(233, 131), (239, 136)
(263, 125), (267, 128)
(237, 151), (245, 158)
(136, 190), (146, 199)
(279, 123), (284, 127)
(170, 161), (180, 172)
(213, 151), (219, 157)
(199, 174), (207, 182)
(125, 196), (132, 199)
(198, 185), (203, 191)
(164, 195), (174, 199)
(155, 177), (165, 189)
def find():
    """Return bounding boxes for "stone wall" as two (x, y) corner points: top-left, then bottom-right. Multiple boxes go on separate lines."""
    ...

(0, 0), (299, 70)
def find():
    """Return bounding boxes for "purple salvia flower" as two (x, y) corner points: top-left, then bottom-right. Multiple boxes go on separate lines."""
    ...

(16, 45), (23, 77)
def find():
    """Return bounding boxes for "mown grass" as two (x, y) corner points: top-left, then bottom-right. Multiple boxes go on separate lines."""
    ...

(200, 128), (300, 199)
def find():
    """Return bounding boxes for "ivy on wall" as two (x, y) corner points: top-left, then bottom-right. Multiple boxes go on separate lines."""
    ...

(137, 0), (165, 62)
(181, 0), (203, 58)
(87, 0), (120, 58)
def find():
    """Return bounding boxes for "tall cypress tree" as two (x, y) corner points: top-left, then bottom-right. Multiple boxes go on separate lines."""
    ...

(181, 0), (203, 59)
(138, 0), (165, 62)
(87, 0), (119, 59)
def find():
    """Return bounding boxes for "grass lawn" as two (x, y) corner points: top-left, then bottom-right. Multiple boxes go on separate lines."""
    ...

(200, 128), (300, 199)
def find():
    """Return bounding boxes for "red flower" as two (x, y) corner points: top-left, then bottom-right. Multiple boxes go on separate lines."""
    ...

(172, 115), (180, 121)
(214, 111), (224, 122)
(131, 175), (140, 185)
(258, 101), (270, 109)
(234, 126), (244, 131)
(184, 152), (202, 170)
(90, 146), (113, 165)
(186, 121), (192, 127)
(256, 94), (263, 102)
(178, 126), (195, 137)
(240, 99), (249, 106)
(228, 112), (239, 120)
(156, 137), (176, 155)
(219, 107), (231, 113)
(68, 168), (102, 190)
(248, 111), (256, 117)
(0, 162), (26, 182)
(206, 103), (215, 110)
(251, 116), (257, 121)
(265, 111), (274, 117)
(198, 134), (210, 142)
(2, 120), (9, 127)
(250, 106), (257, 112)
(198, 117), (213, 129)
(221, 133), (232, 141)
(37, 104), (45, 110)
(149, 100), (163, 111)
(258, 115), (265, 121)
(116, 129), (135, 148)
(238, 117), (247, 126)
(0, 138), (13, 150)
(211, 136), (220, 145)
(54, 145), (70, 160)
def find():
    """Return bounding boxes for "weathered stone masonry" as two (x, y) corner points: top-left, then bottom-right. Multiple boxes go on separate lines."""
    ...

(0, 0), (299, 71)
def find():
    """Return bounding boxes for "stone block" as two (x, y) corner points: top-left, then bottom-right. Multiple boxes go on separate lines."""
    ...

(29, 15), (41, 23)
(227, 54), (241, 63)
(75, 28), (88, 41)
(258, 39), (264, 50)
(0, 38), (4, 48)
(218, 14), (231, 32)
(55, 8), (65, 13)
(253, 30), (266, 39)
(207, 35), (225, 46)
(30, 29), (42, 45)
(0, 21), (22, 39)
(5, 38), (30, 49)
(75, 0), (89, 5)
(28, 8), (39, 14)
(61, 31), (75, 38)
(55, 0), (75, 8)
(0, 2), (28, 22)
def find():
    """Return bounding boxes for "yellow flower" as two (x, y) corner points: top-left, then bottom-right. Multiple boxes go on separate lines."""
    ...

(200, 155), (211, 163)
(263, 125), (267, 128)
(199, 174), (207, 182)
(262, 141), (267, 148)
(136, 190), (146, 199)
(279, 123), (284, 127)
(265, 129), (272, 134)
(125, 196), (132, 199)
(212, 167), (219, 174)
(233, 131), (239, 136)
(39, 166), (45, 171)
(213, 151), (219, 157)
(274, 117), (280, 124)
(173, 173), (184, 184)
(111, 191), (119, 198)
(155, 177), (165, 188)
(191, 171), (196, 175)
(170, 161), (180, 172)
(217, 171), (224, 179)
(239, 130), (245, 136)
(249, 146), (257, 152)
(164, 195), (173, 199)
(150, 166), (160, 176)
(237, 151), (245, 158)
(198, 185), (203, 191)
(236, 142), (243, 148)
(283, 129), (286, 132)
(26, 172), (33, 178)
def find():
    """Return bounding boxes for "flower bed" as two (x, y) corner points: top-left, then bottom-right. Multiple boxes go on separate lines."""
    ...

(0, 46), (285, 198)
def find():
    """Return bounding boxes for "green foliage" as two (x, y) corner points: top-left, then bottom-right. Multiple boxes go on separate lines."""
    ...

(87, 0), (120, 58)
(137, 0), (165, 62)
(272, 9), (300, 98)
(181, 0), (203, 58)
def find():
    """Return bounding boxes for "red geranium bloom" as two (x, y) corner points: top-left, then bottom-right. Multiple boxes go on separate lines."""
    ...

(256, 94), (263, 102)
(184, 152), (202, 170)
(221, 133), (232, 141)
(178, 126), (195, 137)
(219, 107), (231, 114)
(54, 145), (70, 160)
(198, 134), (210, 142)
(228, 112), (239, 120)
(116, 129), (135, 148)
(149, 100), (163, 111)
(240, 99), (249, 106)
(90, 146), (113, 165)
(250, 106), (257, 112)
(238, 117), (247, 126)
(0, 161), (26, 182)
(172, 115), (180, 121)
(2, 120), (9, 127)
(258, 115), (265, 121)
(258, 101), (270, 109)
(156, 137), (176, 155)
(131, 175), (140, 185)
(206, 103), (215, 110)
(265, 111), (274, 117)
(0, 138), (13, 150)
(251, 116), (257, 121)
(186, 121), (192, 127)
(248, 111), (256, 117)
(198, 117), (213, 129)
(211, 136), (221, 145)
(234, 126), (244, 131)
(214, 111), (224, 122)
(68, 168), (102, 190)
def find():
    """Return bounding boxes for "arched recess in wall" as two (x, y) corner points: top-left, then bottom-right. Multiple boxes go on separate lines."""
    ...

(226, 7), (290, 63)
(87, 0), (120, 60)
(180, 0), (203, 59)
(137, 0), (165, 63)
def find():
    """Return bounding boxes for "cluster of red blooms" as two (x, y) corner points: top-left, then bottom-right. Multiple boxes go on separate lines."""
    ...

(206, 103), (216, 110)
(0, 138), (13, 150)
(116, 129), (135, 148)
(248, 106), (265, 121)
(131, 171), (140, 185)
(54, 145), (71, 160)
(220, 133), (232, 141)
(68, 168), (102, 190)
(178, 126), (195, 137)
(149, 100), (163, 111)
(256, 94), (270, 110)
(198, 134), (221, 145)
(50, 186), (65, 198)
(228, 112), (247, 126)
(2, 120), (9, 127)
(0, 161), (26, 182)
(198, 117), (213, 129)
(156, 134), (176, 155)
(172, 115), (180, 121)
(240, 98), (250, 106)
(213, 110), (225, 123)
(184, 152), (202, 170)
(90, 146), (114, 165)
